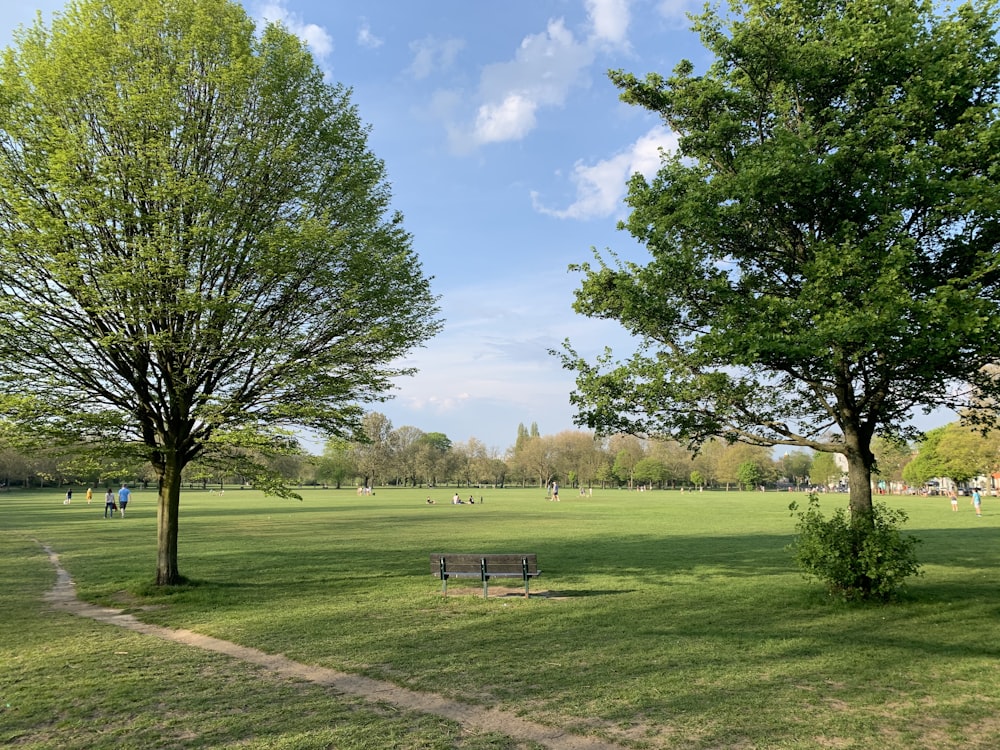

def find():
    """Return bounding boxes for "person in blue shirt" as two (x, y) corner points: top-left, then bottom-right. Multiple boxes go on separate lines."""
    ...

(118, 484), (131, 517)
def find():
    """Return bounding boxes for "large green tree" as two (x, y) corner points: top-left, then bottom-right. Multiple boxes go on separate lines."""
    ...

(0, 0), (440, 584)
(561, 0), (1000, 520)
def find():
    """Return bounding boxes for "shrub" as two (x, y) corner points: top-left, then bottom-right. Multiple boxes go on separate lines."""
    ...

(788, 494), (922, 601)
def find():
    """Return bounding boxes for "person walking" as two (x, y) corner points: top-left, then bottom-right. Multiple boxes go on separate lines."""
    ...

(118, 484), (131, 517)
(973, 488), (982, 517)
(104, 488), (116, 518)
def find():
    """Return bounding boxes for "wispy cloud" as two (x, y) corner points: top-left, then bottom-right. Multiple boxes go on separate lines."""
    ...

(380, 270), (636, 447)
(407, 36), (466, 80)
(531, 126), (676, 220)
(656, 0), (702, 27)
(438, 1), (633, 152)
(586, 0), (631, 46)
(255, 0), (333, 60)
(356, 19), (383, 49)
(448, 18), (594, 151)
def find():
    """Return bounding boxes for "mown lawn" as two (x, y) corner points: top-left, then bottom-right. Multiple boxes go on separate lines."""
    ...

(2, 485), (999, 748)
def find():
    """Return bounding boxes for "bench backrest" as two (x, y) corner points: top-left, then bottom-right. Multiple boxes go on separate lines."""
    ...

(430, 553), (538, 576)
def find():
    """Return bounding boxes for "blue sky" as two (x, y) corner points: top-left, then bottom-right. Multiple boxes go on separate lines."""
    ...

(1, 1), (954, 455)
(2, 0), (710, 453)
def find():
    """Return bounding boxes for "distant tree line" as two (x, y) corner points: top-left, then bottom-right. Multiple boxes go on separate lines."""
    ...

(3, 414), (994, 495)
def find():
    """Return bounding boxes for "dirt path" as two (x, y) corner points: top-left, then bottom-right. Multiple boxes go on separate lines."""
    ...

(39, 543), (629, 750)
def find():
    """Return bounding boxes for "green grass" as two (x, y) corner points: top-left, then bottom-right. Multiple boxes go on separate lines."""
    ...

(3, 485), (1000, 748)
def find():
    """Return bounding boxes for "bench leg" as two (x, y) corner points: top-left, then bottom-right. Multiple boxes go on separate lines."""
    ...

(483, 578), (489, 599)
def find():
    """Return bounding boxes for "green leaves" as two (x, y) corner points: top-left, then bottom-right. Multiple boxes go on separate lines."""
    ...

(788, 494), (922, 601)
(0, 0), (441, 582)
(565, 0), (1000, 508)
(0, 0), (440, 458)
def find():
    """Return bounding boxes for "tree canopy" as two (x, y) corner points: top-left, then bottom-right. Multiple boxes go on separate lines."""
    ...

(902, 423), (998, 485)
(560, 0), (1000, 517)
(0, 0), (440, 584)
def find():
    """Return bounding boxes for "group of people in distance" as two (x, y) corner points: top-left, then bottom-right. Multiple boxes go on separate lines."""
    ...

(62, 484), (131, 517)
(425, 493), (481, 505)
(949, 487), (983, 517)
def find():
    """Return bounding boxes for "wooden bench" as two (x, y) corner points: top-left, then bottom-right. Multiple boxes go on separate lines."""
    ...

(430, 553), (540, 599)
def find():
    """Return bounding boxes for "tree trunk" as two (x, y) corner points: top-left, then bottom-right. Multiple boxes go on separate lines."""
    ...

(843, 424), (875, 522)
(841, 423), (878, 595)
(155, 455), (184, 586)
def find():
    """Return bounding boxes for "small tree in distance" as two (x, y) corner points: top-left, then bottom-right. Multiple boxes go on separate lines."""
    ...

(737, 461), (763, 492)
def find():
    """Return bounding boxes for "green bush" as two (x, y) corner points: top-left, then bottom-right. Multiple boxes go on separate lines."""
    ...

(788, 494), (922, 601)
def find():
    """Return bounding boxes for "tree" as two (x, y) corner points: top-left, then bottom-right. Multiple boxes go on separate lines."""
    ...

(609, 433), (645, 489)
(737, 461), (763, 491)
(389, 425), (425, 486)
(934, 424), (994, 484)
(691, 439), (726, 489)
(511, 433), (557, 489)
(350, 413), (395, 490)
(552, 430), (603, 489)
(778, 450), (813, 488)
(904, 422), (993, 486)
(648, 438), (695, 486)
(871, 436), (913, 491)
(0, 0), (440, 585)
(453, 437), (489, 486)
(485, 453), (509, 488)
(901, 428), (944, 487)
(414, 431), (453, 486)
(716, 442), (773, 490)
(633, 456), (667, 487)
(317, 439), (354, 489)
(810, 451), (844, 488)
(560, 0), (1000, 523)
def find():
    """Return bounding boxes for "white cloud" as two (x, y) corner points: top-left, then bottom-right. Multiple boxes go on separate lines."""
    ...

(408, 36), (466, 80)
(657, 0), (700, 26)
(255, 1), (333, 60)
(450, 18), (594, 150)
(586, 0), (631, 46)
(402, 392), (471, 413)
(356, 19), (383, 49)
(473, 94), (539, 144)
(532, 126), (676, 220)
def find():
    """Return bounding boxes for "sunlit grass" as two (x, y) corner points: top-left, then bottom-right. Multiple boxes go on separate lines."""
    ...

(3, 485), (1000, 748)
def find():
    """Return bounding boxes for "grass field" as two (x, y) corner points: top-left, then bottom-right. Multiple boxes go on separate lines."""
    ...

(2, 485), (1000, 749)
